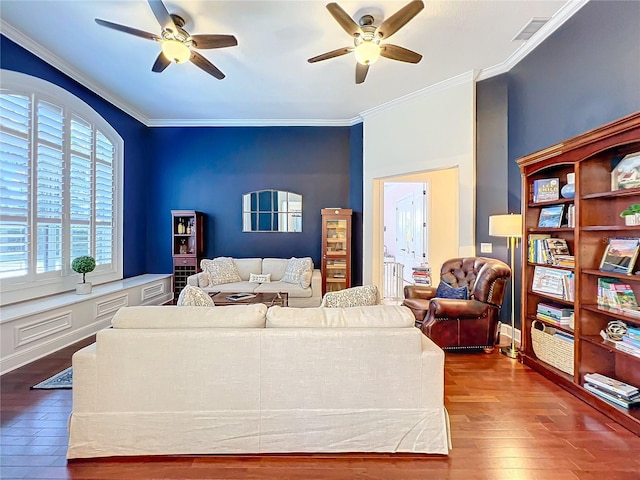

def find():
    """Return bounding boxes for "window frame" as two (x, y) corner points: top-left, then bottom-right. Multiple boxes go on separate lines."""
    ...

(0, 70), (124, 305)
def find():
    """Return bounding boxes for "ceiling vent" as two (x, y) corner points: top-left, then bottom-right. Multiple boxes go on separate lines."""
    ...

(512, 17), (550, 41)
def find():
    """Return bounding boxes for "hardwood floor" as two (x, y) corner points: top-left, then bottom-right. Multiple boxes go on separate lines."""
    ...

(2, 337), (640, 479)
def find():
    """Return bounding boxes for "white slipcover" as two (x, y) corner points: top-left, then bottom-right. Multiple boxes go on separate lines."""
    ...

(67, 305), (451, 458)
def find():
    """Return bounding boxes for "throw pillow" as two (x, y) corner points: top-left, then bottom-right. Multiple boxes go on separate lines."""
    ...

(177, 285), (215, 307)
(282, 257), (313, 285)
(201, 257), (241, 286)
(299, 270), (313, 289)
(435, 281), (468, 300)
(321, 285), (380, 308)
(197, 272), (211, 288)
(249, 273), (271, 283)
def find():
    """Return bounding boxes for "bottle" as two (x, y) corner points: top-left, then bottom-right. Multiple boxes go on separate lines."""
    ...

(178, 218), (185, 234)
(186, 220), (191, 234)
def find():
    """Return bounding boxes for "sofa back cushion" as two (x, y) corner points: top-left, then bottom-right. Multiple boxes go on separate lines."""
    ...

(266, 305), (414, 328)
(234, 258), (264, 281)
(261, 258), (290, 281)
(112, 305), (267, 329)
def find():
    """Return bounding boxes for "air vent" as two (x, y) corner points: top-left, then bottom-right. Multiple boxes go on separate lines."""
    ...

(512, 17), (550, 41)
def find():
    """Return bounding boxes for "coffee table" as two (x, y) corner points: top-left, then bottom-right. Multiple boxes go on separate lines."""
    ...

(209, 291), (288, 307)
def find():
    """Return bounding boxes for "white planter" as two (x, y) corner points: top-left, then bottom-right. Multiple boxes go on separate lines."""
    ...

(76, 282), (92, 295)
(624, 214), (640, 226)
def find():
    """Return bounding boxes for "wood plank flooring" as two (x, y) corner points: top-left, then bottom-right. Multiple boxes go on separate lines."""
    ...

(2, 337), (640, 479)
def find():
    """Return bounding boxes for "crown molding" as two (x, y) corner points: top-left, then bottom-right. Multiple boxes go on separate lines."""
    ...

(359, 71), (475, 119)
(477, 0), (589, 81)
(145, 117), (357, 127)
(0, 19), (151, 126)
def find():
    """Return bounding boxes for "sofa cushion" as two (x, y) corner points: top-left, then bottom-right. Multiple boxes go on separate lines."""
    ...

(261, 258), (290, 281)
(282, 257), (313, 286)
(254, 280), (312, 298)
(112, 305), (267, 328)
(234, 258), (263, 281)
(201, 257), (242, 286)
(203, 281), (257, 293)
(266, 305), (414, 328)
(249, 273), (271, 283)
(320, 285), (379, 308)
(177, 285), (216, 306)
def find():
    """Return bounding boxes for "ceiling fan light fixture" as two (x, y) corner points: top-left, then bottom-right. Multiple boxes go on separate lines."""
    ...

(161, 39), (190, 63)
(354, 40), (381, 65)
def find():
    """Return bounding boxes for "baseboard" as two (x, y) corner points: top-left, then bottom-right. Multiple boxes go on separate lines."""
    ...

(500, 323), (521, 345)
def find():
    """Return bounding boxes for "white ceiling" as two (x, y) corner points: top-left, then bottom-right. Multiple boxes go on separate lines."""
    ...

(0, 0), (586, 126)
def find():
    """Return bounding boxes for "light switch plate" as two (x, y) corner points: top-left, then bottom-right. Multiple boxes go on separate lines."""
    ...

(480, 242), (493, 253)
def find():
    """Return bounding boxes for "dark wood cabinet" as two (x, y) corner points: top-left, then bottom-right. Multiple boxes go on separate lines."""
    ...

(321, 208), (352, 295)
(171, 210), (204, 300)
(518, 111), (640, 435)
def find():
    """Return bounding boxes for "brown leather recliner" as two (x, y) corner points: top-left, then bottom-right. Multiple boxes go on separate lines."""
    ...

(402, 257), (511, 352)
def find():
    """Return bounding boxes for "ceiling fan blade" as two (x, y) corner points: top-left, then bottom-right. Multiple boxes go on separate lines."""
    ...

(376, 0), (424, 40)
(355, 63), (369, 84)
(148, 0), (177, 32)
(190, 51), (225, 79)
(380, 44), (422, 63)
(326, 3), (362, 37)
(95, 18), (161, 41)
(191, 34), (238, 49)
(152, 52), (171, 72)
(308, 47), (353, 63)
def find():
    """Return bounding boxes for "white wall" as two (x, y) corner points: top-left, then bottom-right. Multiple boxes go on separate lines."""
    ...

(361, 72), (476, 287)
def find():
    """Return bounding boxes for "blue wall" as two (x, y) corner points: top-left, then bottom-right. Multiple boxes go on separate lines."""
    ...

(1, 35), (150, 278)
(145, 126), (353, 273)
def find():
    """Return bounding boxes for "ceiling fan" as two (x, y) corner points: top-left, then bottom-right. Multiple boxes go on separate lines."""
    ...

(95, 0), (237, 79)
(308, 1), (424, 84)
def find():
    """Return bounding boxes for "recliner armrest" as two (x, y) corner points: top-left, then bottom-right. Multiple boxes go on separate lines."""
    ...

(404, 284), (438, 300)
(428, 298), (491, 319)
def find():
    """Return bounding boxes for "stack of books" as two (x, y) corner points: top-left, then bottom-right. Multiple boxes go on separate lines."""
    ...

(597, 278), (638, 311)
(584, 373), (640, 409)
(536, 303), (574, 328)
(527, 235), (575, 267)
(411, 266), (431, 285)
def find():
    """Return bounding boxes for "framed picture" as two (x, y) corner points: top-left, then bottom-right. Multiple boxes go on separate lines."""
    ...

(599, 237), (640, 274)
(538, 205), (565, 228)
(612, 151), (640, 191)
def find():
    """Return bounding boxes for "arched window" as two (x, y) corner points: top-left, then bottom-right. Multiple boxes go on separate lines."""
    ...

(0, 70), (123, 304)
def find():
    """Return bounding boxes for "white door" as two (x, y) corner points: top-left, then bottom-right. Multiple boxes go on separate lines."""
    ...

(395, 184), (428, 284)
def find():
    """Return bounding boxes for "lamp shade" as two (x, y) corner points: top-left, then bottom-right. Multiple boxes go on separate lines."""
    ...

(489, 214), (522, 238)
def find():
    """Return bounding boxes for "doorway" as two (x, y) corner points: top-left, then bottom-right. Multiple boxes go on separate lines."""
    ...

(380, 168), (459, 301)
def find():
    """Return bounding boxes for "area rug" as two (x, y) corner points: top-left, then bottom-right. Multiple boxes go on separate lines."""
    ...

(31, 367), (73, 389)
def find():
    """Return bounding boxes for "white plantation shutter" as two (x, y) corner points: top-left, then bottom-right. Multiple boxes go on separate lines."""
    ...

(0, 94), (31, 279)
(0, 71), (123, 302)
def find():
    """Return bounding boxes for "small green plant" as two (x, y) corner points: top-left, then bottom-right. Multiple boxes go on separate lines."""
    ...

(620, 203), (640, 217)
(71, 255), (96, 283)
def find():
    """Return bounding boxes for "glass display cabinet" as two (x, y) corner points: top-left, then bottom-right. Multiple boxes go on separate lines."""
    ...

(321, 208), (352, 295)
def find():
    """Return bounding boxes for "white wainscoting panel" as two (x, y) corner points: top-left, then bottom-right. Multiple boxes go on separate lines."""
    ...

(0, 274), (172, 374)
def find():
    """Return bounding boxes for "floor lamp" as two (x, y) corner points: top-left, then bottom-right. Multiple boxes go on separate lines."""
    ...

(489, 213), (522, 359)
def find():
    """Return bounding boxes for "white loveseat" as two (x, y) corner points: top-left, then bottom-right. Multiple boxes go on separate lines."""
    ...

(186, 257), (322, 307)
(67, 304), (451, 459)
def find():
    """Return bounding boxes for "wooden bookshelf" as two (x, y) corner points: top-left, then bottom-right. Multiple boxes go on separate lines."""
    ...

(518, 111), (640, 435)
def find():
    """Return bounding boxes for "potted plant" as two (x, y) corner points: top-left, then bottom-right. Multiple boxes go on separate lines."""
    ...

(72, 255), (96, 294)
(620, 203), (640, 226)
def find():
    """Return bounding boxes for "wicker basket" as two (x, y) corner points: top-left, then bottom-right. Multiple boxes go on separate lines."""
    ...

(531, 320), (574, 375)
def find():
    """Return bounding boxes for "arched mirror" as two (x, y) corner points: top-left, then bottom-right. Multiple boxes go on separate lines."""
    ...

(242, 190), (302, 232)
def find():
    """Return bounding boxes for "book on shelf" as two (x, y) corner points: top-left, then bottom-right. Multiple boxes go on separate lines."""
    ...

(538, 205), (565, 228)
(627, 326), (640, 340)
(599, 237), (640, 274)
(584, 373), (640, 398)
(532, 266), (574, 300)
(622, 334), (640, 349)
(527, 234), (551, 263)
(566, 204), (575, 228)
(584, 383), (640, 409)
(532, 178), (560, 203)
(611, 151), (640, 191)
(597, 278), (638, 310)
(527, 236), (575, 267)
(615, 341), (640, 358)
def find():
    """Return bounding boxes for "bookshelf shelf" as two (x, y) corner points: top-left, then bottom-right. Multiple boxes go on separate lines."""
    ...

(518, 111), (640, 436)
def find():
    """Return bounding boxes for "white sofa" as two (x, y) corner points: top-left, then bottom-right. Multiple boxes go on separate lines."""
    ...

(186, 257), (321, 307)
(67, 304), (451, 459)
